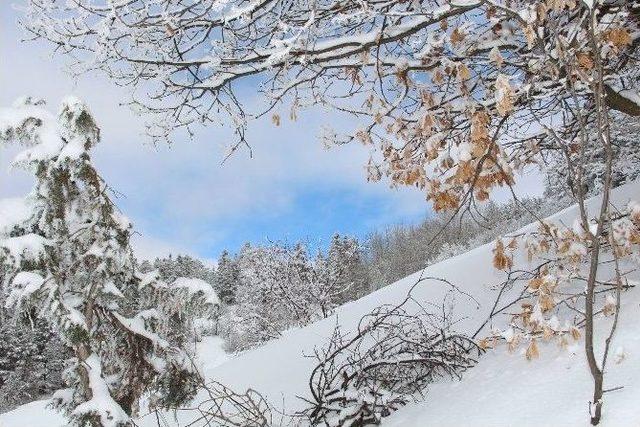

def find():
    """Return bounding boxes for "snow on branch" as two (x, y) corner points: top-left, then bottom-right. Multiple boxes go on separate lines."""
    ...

(20, 1), (640, 215)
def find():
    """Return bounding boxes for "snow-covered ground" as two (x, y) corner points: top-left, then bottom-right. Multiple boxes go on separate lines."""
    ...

(2, 181), (639, 427)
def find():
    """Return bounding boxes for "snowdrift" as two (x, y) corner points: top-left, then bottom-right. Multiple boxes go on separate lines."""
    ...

(2, 181), (639, 427)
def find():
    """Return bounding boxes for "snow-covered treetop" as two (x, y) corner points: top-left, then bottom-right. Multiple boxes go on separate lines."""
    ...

(0, 97), (99, 166)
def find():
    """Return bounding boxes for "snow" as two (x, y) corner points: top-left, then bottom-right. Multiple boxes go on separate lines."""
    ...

(138, 270), (164, 289)
(5, 271), (45, 308)
(194, 336), (231, 378)
(386, 293), (640, 427)
(113, 312), (171, 350)
(1, 180), (639, 426)
(0, 400), (67, 427)
(0, 198), (34, 234)
(71, 354), (130, 427)
(618, 89), (640, 109)
(0, 234), (50, 261)
(0, 104), (62, 166)
(0, 97), (95, 168)
(171, 277), (221, 306)
(450, 0), (481, 6)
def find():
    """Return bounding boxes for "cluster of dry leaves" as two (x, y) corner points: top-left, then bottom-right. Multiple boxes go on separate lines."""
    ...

(484, 202), (640, 360)
(356, 0), (635, 216)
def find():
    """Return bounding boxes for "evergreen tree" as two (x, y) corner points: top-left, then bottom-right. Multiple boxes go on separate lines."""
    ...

(134, 271), (221, 350)
(0, 315), (68, 412)
(324, 234), (369, 304)
(213, 250), (239, 305)
(0, 98), (202, 426)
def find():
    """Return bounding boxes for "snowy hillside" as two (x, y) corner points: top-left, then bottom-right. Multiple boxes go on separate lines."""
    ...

(2, 181), (639, 427)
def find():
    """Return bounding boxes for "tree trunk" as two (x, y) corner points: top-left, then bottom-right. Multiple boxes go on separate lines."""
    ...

(591, 370), (604, 425)
(584, 243), (604, 426)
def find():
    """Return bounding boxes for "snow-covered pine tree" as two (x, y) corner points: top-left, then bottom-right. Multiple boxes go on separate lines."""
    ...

(324, 234), (369, 304)
(213, 250), (239, 305)
(0, 234), (67, 411)
(144, 254), (221, 337)
(0, 98), (202, 426)
(135, 270), (221, 348)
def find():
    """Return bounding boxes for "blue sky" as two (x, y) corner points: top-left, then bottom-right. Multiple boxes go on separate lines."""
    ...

(0, 2), (542, 261)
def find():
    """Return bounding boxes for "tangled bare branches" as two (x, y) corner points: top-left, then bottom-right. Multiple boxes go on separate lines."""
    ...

(140, 379), (274, 427)
(303, 281), (481, 426)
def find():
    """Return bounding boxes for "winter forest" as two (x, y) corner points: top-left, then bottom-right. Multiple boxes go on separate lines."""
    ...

(1, 1), (640, 426)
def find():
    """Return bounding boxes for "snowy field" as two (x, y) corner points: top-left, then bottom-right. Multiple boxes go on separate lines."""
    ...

(2, 181), (639, 427)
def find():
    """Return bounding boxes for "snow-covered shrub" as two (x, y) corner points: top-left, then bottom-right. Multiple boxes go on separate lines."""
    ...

(189, 380), (273, 426)
(305, 285), (480, 426)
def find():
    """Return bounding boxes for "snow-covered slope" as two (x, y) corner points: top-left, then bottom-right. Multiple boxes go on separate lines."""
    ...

(387, 298), (640, 427)
(2, 181), (639, 427)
